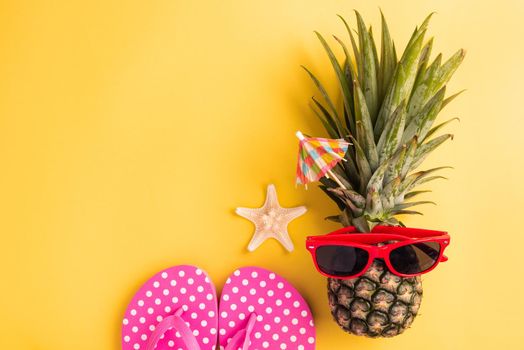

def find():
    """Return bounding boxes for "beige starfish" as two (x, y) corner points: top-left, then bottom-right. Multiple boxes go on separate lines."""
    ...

(236, 184), (307, 252)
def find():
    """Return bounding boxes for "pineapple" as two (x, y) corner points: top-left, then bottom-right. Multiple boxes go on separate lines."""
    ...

(303, 11), (464, 337)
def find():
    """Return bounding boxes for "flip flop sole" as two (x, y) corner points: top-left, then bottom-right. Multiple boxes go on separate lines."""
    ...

(122, 265), (218, 350)
(218, 267), (316, 350)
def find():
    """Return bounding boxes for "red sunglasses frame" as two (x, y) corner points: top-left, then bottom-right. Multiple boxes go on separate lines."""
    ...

(306, 226), (450, 279)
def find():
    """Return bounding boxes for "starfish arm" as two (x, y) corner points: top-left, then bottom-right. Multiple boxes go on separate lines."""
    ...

(274, 230), (294, 252)
(282, 206), (308, 221)
(235, 207), (262, 221)
(264, 184), (280, 207)
(247, 229), (270, 252)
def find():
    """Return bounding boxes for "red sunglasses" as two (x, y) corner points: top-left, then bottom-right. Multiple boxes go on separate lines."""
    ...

(306, 226), (450, 279)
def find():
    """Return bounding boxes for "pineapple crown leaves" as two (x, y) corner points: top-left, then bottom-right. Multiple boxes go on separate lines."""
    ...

(304, 11), (465, 231)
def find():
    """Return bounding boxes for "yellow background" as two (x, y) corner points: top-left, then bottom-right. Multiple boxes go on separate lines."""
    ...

(1, 0), (522, 349)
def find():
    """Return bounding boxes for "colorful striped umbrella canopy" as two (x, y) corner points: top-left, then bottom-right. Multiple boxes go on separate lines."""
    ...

(295, 131), (350, 188)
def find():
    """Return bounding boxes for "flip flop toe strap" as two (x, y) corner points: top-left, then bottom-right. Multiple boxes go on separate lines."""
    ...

(145, 308), (201, 350)
(224, 313), (257, 350)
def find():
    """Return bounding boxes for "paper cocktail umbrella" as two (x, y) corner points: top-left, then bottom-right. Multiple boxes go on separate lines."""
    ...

(295, 131), (350, 189)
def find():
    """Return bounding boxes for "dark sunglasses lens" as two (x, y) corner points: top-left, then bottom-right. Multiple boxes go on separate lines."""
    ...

(316, 245), (369, 277)
(390, 242), (441, 274)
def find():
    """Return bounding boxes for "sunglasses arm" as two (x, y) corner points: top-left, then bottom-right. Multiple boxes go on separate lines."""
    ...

(441, 255), (449, 262)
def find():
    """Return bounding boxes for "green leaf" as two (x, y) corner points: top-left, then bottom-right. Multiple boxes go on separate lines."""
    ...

(301, 66), (343, 132)
(407, 38), (434, 121)
(396, 172), (417, 199)
(343, 60), (355, 119)
(340, 138), (360, 187)
(369, 26), (381, 121)
(402, 86), (446, 143)
(410, 133), (453, 170)
(319, 185), (346, 211)
(352, 215), (371, 233)
(319, 176), (342, 190)
(377, 100), (407, 163)
(349, 136), (372, 193)
(393, 201), (436, 211)
(315, 31), (356, 135)
(328, 188), (365, 216)
(434, 49), (466, 93)
(409, 13), (435, 44)
(331, 188), (366, 208)
(404, 190), (432, 199)
(382, 176), (401, 208)
(407, 175), (447, 192)
(400, 136), (418, 178)
(355, 11), (379, 122)
(375, 24), (428, 140)
(379, 10), (397, 102)
(417, 37), (434, 72)
(441, 89), (466, 110)
(407, 49), (465, 123)
(310, 103), (339, 139)
(408, 49), (465, 125)
(311, 96), (343, 137)
(366, 158), (390, 194)
(331, 164), (354, 189)
(337, 15), (360, 78)
(339, 209), (353, 227)
(406, 53), (442, 124)
(354, 81), (379, 169)
(404, 166), (452, 193)
(378, 216), (401, 226)
(391, 209), (423, 216)
(397, 164), (447, 198)
(384, 144), (406, 184)
(366, 189), (384, 219)
(424, 117), (459, 140)
(369, 27), (380, 78)
(325, 215), (341, 223)
(332, 35), (358, 131)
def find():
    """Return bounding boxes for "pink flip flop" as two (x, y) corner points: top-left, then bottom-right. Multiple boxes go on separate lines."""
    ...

(122, 265), (218, 350)
(218, 267), (316, 350)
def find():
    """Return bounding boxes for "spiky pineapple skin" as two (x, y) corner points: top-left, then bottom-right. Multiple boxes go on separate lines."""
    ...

(327, 260), (422, 337)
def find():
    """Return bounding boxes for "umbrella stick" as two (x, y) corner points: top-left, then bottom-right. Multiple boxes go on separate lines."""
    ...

(326, 169), (347, 190)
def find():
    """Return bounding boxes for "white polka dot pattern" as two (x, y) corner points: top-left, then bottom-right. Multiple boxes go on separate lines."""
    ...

(122, 265), (218, 350)
(218, 267), (316, 349)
